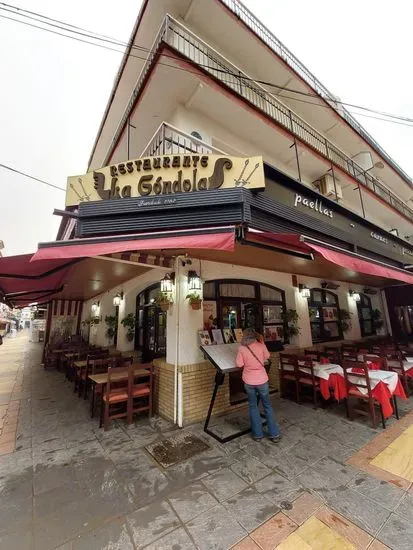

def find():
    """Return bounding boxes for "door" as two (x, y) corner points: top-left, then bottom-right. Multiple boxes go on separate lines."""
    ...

(141, 305), (167, 362)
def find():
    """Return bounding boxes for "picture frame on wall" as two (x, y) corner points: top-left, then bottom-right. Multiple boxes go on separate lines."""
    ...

(233, 328), (243, 343)
(263, 325), (280, 342)
(199, 330), (212, 346)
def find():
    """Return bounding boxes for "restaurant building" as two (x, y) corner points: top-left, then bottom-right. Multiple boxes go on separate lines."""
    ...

(2, 0), (413, 426)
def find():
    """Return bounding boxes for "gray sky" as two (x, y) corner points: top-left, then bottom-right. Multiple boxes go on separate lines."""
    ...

(1, 0), (412, 256)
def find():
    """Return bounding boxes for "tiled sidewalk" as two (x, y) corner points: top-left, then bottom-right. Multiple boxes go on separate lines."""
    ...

(0, 333), (413, 549)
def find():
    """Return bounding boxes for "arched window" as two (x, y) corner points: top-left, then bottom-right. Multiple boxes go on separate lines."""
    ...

(135, 283), (167, 361)
(357, 293), (375, 337)
(308, 288), (342, 342)
(202, 279), (287, 350)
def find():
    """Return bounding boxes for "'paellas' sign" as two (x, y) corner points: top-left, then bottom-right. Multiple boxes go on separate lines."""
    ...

(65, 154), (265, 206)
(294, 193), (333, 219)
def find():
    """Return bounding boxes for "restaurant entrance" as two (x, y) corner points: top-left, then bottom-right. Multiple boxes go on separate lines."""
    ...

(135, 284), (167, 362)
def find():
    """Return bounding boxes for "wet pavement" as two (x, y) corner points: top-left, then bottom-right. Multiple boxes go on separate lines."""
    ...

(0, 332), (412, 549)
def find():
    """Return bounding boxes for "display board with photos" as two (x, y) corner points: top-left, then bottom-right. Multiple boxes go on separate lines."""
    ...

(198, 328), (241, 346)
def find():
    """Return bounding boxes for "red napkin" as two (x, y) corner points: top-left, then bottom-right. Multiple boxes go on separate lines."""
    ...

(351, 367), (365, 374)
(367, 361), (380, 370)
(320, 357), (329, 365)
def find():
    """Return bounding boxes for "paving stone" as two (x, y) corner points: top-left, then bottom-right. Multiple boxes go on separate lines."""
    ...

(202, 467), (248, 502)
(250, 511), (297, 549)
(127, 500), (180, 549)
(168, 481), (217, 522)
(394, 491), (413, 521)
(325, 486), (391, 536)
(72, 516), (134, 550)
(126, 467), (173, 507)
(255, 472), (302, 507)
(186, 503), (246, 550)
(222, 486), (279, 532)
(348, 474), (406, 511)
(283, 491), (323, 525)
(230, 456), (272, 484)
(34, 480), (90, 519)
(0, 522), (33, 550)
(33, 463), (76, 495)
(143, 527), (196, 549)
(378, 513), (413, 550)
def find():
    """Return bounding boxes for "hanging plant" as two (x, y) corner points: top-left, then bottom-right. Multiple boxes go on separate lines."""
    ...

(186, 292), (202, 310)
(339, 309), (352, 333)
(371, 309), (384, 331)
(121, 313), (136, 342)
(282, 309), (301, 339)
(90, 316), (100, 326)
(104, 315), (117, 339)
(154, 290), (173, 312)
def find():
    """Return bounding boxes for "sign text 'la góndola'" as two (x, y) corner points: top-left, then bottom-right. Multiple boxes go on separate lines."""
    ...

(65, 154), (264, 206)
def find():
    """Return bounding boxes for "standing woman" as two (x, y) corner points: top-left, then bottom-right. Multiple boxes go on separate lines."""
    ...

(236, 328), (280, 442)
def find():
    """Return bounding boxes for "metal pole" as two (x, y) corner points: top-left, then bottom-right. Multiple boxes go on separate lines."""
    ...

(289, 138), (301, 182)
(329, 164), (338, 202)
(127, 118), (130, 159)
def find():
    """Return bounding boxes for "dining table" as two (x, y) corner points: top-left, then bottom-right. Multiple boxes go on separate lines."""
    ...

(88, 365), (151, 418)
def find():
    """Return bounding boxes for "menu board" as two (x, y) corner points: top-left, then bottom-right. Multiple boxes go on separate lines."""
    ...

(201, 343), (240, 373)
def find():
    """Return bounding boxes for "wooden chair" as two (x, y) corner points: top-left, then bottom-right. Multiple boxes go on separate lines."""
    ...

(77, 351), (108, 397)
(384, 351), (410, 397)
(279, 353), (299, 402)
(100, 365), (130, 431)
(304, 349), (321, 361)
(297, 356), (321, 406)
(128, 363), (153, 422)
(342, 361), (386, 429)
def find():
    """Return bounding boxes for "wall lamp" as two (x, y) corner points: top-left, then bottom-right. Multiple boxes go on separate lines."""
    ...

(113, 292), (124, 307)
(188, 270), (201, 291)
(91, 301), (100, 312)
(349, 290), (361, 302)
(160, 272), (175, 293)
(299, 284), (310, 298)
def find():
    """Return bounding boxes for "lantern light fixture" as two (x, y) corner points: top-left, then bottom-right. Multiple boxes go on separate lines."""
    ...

(91, 301), (100, 312)
(188, 270), (201, 291)
(160, 272), (175, 294)
(299, 284), (310, 298)
(113, 292), (124, 307)
(349, 290), (361, 302)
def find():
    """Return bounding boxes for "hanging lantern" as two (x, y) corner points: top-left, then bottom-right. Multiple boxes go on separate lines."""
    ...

(113, 292), (124, 307)
(160, 273), (175, 294)
(187, 270), (201, 291)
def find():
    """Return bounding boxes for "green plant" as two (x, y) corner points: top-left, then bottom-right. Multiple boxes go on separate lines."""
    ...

(339, 309), (352, 333)
(90, 316), (100, 326)
(121, 313), (136, 342)
(81, 318), (91, 327)
(154, 290), (172, 305)
(371, 309), (384, 331)
(104, 315), (117, 339)
(282, 309), (301, 339)
(186, 292), (202, 304)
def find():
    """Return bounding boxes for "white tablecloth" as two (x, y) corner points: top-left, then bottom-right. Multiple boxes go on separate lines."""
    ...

(347, 369), (398, 395)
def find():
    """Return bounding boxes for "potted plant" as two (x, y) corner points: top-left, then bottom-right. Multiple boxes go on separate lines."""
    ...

(186, 292), (202, 310)
(372, 309), (384, 332)
(121, 313), (136, 342)
(282, 309), (301, 341)
(104, 315), (117, 341)
(339, 309), (352, 333)
(154, 290), (173, 312)
(91, 316), (100, 326)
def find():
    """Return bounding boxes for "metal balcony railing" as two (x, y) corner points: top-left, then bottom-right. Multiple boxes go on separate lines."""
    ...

(220, 0), (412, 187)
(104, 15), (413, 223)
(140, 122), (226, 157)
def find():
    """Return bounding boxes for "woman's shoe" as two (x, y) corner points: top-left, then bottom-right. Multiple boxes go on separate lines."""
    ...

(269, 435), (281, 443)
(252, 436), (263, 442)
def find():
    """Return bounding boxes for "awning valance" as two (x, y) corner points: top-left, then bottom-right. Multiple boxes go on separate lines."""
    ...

(31, 229), (235, 262)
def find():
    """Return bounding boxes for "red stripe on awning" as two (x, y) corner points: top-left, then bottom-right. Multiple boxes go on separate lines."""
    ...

(31, 232), (235, 261)
(307, 243), (413, 285)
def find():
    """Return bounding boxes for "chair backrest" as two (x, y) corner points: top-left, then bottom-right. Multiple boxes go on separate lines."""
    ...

(130, 362), (154, 389)
(91, 357), (110, 375)
(297, 355), (316, 380)
(120, 356), (134, 367)
(107, 366), (129, 395)
(304, 349), (321, 361)
(323, 346), (341, 364)
(342, 360), (373, 397)
(341, 350), (359, 362)
(279, 353), (298, 375)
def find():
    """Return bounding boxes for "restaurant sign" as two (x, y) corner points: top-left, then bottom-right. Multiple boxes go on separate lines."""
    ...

(65, 154), (265, 207)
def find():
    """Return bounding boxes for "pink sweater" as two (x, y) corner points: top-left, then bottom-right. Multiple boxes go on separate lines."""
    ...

(235, 341), (270, 385)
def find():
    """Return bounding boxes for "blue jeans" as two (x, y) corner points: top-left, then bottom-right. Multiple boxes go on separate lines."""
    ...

(244, 382), (280, 439)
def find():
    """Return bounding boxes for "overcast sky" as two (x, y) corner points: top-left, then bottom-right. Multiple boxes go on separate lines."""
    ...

(1, 0), (412, 256)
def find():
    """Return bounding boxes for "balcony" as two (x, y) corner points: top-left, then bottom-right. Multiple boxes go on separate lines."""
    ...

(106, 15), (413, 223)
(220, 0), (412, 187)
(140, 122), (225, 157)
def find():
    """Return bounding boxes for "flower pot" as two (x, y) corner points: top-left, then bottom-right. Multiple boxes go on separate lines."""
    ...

(160, 302), (170, 312)
(190, 301), (202, 310)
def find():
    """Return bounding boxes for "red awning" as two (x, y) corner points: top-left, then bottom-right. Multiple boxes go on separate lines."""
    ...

(306, 242), (413, 285)
(31, 231), (235, 262)
(0, 254), (76, 307)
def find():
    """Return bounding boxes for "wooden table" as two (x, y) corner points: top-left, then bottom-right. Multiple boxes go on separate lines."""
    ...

(88, 365), (150, 419)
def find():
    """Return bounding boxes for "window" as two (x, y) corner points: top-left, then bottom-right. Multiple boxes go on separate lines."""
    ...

(308, 288), (342, 342)
(357, 293), (375, 337)
(203, 279), (287, 349)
